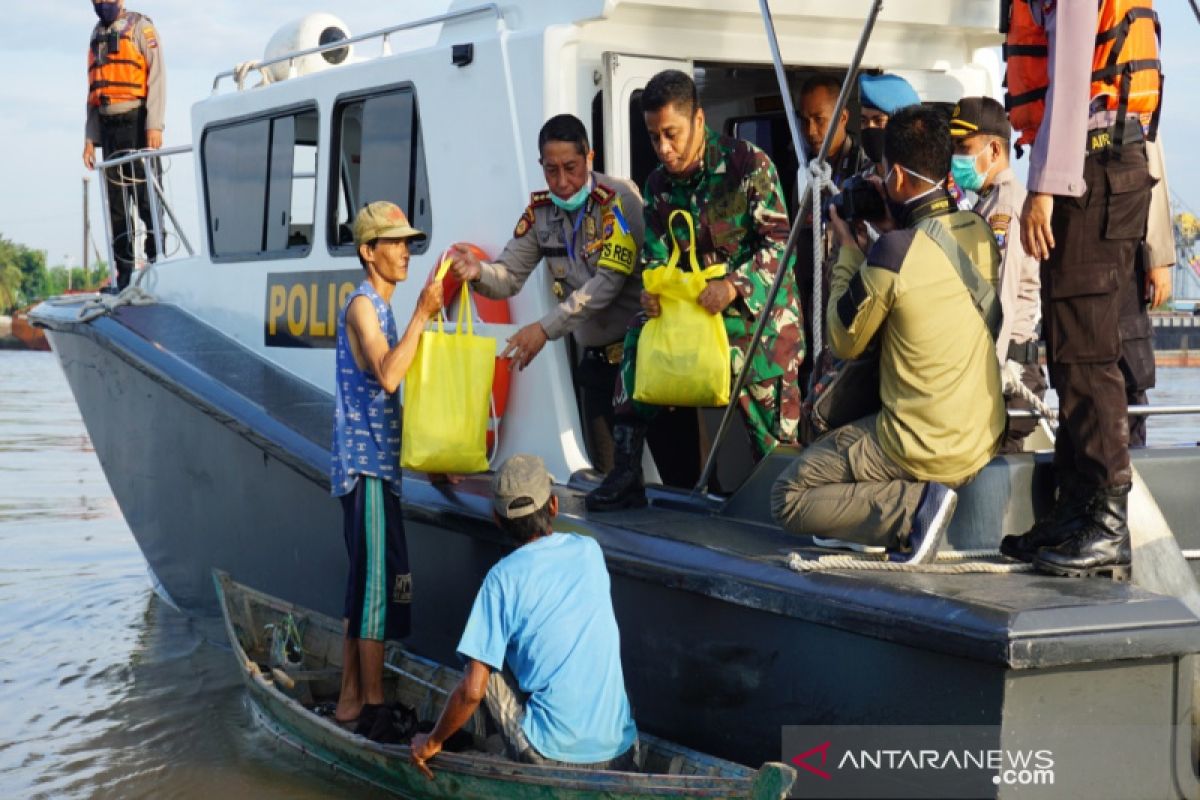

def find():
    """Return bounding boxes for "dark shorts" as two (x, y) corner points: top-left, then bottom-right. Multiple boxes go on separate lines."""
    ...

(340, 477), (411, 641)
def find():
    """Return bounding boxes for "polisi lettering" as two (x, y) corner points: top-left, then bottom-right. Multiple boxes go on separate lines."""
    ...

(264, 269), (362, 348)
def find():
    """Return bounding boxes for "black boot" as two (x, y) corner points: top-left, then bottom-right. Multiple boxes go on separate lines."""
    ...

(1034, 485), (1132, 581)
(999, 476), (1090, 563)
(585, 422), (648, 512)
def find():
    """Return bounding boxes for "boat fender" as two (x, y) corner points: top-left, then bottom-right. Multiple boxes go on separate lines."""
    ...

(438, 243), (512, 451)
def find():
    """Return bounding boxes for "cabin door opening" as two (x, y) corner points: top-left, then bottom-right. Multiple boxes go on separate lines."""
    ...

(599, 54), (692, 188)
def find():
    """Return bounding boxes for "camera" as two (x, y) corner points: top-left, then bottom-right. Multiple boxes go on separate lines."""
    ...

(824, 175), (886, 224)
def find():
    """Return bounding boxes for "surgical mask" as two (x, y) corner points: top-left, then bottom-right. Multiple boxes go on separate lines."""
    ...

(94, 2), (121, 25)
(550, 180), (590, 213)
(950, 150), (989, 193)
(860, 128), (886, 164)
(885, 164), (945, 224)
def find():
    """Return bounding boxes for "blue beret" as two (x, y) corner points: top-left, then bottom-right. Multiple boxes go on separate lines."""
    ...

(859, 73), (921, 115)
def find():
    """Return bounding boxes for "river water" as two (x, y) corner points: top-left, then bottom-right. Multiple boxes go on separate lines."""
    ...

(1, 348), (1198, 798)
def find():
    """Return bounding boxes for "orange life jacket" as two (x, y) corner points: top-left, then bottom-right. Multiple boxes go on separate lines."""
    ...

(1003, 0), (1162, 150)
(88, 14), (149, 108)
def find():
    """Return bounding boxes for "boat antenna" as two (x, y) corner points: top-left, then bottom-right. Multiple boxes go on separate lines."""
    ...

(693, 0), (884, 495)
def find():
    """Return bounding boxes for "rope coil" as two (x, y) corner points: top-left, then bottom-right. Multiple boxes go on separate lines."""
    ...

(786, 550), (1032, 574)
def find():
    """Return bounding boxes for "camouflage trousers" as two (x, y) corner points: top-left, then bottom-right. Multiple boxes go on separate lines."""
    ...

(613, 313), (802, 460)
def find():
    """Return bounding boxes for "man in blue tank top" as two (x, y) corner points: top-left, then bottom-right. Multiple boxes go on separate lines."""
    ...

(331, 201), (442, 742)
(409, 454), (638, 778)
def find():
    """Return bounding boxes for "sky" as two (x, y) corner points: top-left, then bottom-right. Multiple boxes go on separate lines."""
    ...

(2, 1), (1198, 269)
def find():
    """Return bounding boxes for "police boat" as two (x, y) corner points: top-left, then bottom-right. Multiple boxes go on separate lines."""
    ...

(31, 2), (1200, 796)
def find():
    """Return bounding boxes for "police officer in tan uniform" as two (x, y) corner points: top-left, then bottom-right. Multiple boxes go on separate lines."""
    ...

(446, 114), (644, 471)
(949, 98), (1046, 454)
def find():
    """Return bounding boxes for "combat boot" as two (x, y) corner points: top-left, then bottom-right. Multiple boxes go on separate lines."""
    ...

(585, 422), (648, 512)
(1034, 484), (1132, 581)
(999, 474), (1090, 563)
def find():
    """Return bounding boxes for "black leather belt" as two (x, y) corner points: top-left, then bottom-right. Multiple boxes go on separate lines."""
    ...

(582, 342), (624, 366)
(1007, 339), (1040, 365)
(1086, 118), (1144, 154)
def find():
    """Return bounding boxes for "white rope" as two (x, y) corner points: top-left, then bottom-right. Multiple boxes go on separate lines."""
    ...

(233, 60), (274, 90)
(808, 158), (835, 361)
(76, 285), (157, 323)
(786, 550), (1032, 574)
(1002, 358), (1058, 421)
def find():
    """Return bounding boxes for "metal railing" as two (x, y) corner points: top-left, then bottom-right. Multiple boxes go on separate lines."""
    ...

(211, 4), (504, 93)
(1009, 405), (1200, 419)
(94, 145), (195, 286)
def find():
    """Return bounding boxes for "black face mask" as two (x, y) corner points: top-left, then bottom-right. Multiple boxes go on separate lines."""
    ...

(860, 128), (886, 164)
(94, 2), (121, 26)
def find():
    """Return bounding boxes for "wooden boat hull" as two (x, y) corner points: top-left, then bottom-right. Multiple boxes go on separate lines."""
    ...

(213, 571), (796, 800)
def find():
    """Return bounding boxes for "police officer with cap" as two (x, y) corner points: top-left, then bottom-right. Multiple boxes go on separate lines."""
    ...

(446, 114), (644, 472)
(858, 73), (921, 173)
(949, 97), (1046, 455)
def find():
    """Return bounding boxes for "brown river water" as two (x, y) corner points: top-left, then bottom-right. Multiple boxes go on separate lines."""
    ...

(1, 348), (1198, 798)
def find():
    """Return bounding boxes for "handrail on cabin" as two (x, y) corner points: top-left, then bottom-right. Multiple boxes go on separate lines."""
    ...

(211, 4), (504, 93)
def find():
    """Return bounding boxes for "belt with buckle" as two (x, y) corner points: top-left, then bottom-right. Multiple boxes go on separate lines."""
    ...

(1006, 339), (1040, 365)
(1086, 119), (1144, 155)
(584, 342), (624, 366)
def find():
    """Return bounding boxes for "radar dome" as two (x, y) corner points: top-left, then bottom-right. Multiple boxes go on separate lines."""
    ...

(263, 14), (353, 82)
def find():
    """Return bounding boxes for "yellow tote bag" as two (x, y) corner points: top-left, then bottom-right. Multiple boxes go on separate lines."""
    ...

(634, 210), (731, 407)
(400, 260), (496, 473)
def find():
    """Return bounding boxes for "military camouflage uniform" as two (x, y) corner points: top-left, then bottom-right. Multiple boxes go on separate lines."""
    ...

(615, 127), (805, 459)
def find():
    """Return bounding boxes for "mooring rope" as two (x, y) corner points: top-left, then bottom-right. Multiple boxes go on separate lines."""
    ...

(786, 550), (1032, 574)
(76, 285), (157, 323)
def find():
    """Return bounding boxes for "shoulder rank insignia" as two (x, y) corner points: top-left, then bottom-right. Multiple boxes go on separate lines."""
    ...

(514, 206), (536, 238)
(590, 182), (617, 206)
(529, 190), (553, 208)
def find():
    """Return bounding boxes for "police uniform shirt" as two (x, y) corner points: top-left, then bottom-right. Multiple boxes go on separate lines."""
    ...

(85, 10), (165, 143)
(974, 166), (1041, 363)
(473, 172), (645, 348)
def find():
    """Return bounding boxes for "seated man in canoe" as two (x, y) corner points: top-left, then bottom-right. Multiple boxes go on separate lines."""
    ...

(410, 454), (638, 777)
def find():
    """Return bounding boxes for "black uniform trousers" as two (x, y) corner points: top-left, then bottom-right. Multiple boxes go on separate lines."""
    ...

(1043, 135), (1154, 490)
(1120, 242), (1156, 447)
(98, 106), (157, 289)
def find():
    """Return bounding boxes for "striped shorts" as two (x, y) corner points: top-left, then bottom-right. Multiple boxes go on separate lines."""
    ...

(339, 476), (411, 642)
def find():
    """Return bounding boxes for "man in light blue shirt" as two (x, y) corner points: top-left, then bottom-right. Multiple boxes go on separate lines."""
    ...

(409, 455), (638, 778)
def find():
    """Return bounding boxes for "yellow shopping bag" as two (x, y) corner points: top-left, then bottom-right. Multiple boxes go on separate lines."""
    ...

(634, 210), (731, 407)
(400, 259), (496, 474)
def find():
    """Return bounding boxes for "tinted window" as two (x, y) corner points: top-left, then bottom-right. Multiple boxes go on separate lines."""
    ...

(203, 108), (318, 259)
(331, 87), (431, 254)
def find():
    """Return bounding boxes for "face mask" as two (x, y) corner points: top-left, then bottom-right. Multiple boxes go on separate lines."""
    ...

(94, 2), (121, 25)
(950, 150), (989, 193)
(885, 164), (946, 224)
(550, 179), (591, 213)
(860, 128), (886, 164)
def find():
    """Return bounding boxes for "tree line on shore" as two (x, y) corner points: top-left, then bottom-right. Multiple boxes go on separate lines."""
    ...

(0, 235), (107, 314)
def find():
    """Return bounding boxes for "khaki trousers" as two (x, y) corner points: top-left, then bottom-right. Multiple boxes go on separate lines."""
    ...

(771, 415), (929, 549)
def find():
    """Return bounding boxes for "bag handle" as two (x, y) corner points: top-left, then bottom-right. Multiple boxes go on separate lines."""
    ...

(433, 254), (474, 337)
(665, 209), (702, 274)
(915, 217), (1002, 341)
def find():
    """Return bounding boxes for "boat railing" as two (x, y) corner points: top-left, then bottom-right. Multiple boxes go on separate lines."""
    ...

(1009, 405), (1200, 419)
(210, 3), (504, 93)
(93, 145), (196, 286)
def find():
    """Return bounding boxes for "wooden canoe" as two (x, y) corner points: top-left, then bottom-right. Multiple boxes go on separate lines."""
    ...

(213, 571), (796, 799)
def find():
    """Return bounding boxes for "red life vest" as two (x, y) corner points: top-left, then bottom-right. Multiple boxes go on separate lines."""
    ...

(88, 14), (151, 108)
(1003, 0), (1162, 150)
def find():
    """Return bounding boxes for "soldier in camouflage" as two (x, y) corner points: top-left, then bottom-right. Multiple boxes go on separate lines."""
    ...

(586, 69), (805, 512)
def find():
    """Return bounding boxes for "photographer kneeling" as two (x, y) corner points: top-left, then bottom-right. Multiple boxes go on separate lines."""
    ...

(771, 105), (1005, 562)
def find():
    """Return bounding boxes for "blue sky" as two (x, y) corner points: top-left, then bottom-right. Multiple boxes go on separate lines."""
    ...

(3, 1), (1198, 268)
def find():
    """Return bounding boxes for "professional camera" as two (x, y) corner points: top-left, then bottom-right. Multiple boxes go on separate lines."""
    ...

(824, 174), (886, 224)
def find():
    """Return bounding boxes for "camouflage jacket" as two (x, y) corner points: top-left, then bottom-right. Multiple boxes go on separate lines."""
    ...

(641, 126), (805, 382)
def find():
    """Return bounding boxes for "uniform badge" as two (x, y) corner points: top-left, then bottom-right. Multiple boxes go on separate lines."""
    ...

(585, 215), (597, 244)
(514, 206), (535, 238)
(597, 206), (637, 276)
(989, 213), (1011, 249)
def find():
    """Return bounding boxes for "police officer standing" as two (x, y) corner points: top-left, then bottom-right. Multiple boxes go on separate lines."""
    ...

(948, 98), (1046, 455)
(83, 0), (165, 291)
(446, 114), (643, 472)
(1008, 0), (1160, 578)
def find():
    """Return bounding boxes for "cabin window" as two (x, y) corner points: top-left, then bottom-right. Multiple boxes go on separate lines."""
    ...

(202, 107), (319, 260)
(329, 86), (431, 255)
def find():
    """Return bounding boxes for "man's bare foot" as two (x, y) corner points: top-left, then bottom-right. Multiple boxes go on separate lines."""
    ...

(334, 697), (363, 724)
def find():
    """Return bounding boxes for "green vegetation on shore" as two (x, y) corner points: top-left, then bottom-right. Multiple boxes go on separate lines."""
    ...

(0, 235), (107, 313)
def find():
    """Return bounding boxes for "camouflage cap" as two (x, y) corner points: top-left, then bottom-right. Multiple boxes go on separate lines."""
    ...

(492, 454), (553, 520)
(353, 201), (427, 246)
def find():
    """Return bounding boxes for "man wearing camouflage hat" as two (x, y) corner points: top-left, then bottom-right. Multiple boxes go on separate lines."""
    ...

(329, 201), (443, 741)
(410, 454), (638, 778)
(949, 97), (1047, 456)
